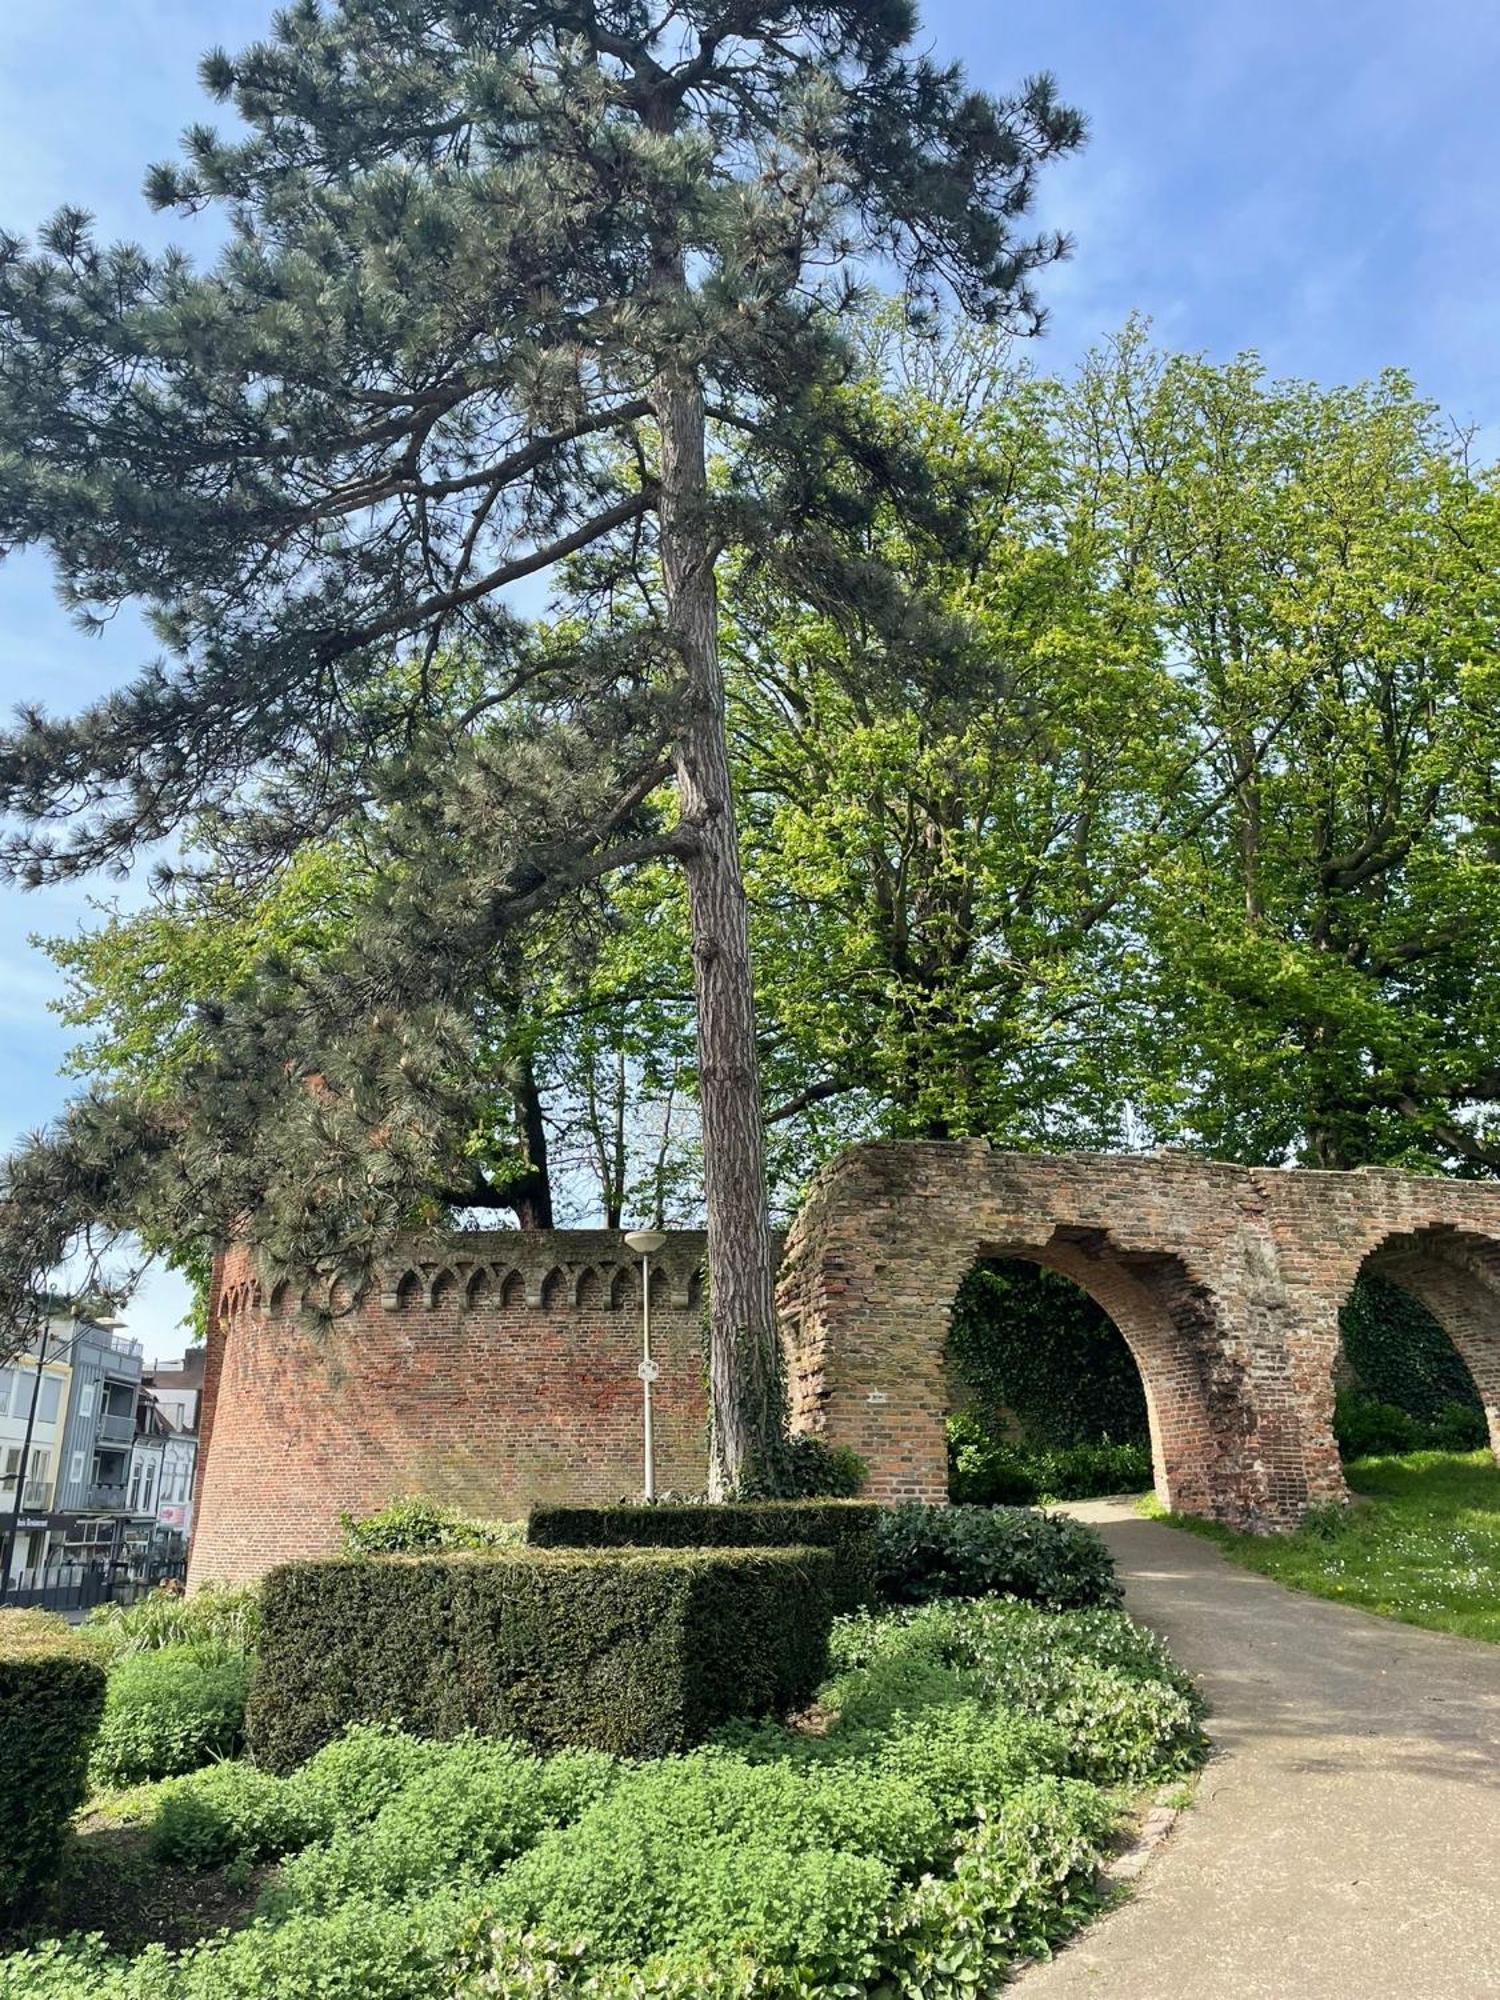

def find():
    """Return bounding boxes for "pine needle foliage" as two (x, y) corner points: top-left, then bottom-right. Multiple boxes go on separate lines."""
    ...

(0, 0), (1082, 1480)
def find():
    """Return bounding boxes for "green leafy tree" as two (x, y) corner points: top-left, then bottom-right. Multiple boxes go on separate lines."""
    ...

(1084, 338), (1500, 1169)
(0, 0), (1082, 1485)
(725, 318), (1187, 1160)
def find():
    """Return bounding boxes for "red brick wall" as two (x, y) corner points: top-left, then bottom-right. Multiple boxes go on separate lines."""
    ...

(778, 1142), (1500, 1531)
(192, 1146), (1500, 1577)
(190, 1233), (711, 1587)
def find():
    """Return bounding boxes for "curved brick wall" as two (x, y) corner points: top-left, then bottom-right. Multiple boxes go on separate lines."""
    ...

(190, 1232), (711, 1587)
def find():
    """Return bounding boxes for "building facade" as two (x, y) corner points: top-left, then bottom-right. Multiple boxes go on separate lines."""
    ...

(0, 1310), (168, 1601)
(0, 1338), (74, 1590)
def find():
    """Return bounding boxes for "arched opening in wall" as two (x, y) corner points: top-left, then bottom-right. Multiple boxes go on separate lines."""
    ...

(946, 1257), (1153, 1505)
(1336, 1232), (1499, 1465)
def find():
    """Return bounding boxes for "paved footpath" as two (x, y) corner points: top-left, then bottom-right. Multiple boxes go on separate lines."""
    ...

(1015, 1501), (1500, 2000)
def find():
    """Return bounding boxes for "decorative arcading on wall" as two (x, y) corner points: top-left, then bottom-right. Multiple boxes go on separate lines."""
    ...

(190, 1230), (715, 1588)
(192, 1145), (1500, 1581)
(777, 1141), (1500, 1530)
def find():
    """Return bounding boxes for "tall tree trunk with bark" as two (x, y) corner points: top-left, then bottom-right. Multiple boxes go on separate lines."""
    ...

(655, 364), (782, 1496)
(507, 1055), (554, 1229)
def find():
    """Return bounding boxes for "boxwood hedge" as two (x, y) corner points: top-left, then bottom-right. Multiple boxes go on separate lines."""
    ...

(247, 1544), (834, 1772)
(527, 1499), (881, 1612)
(0, 1611), (107, 1921)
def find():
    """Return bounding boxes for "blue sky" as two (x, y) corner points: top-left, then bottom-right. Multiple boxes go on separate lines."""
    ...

(2, 0), (1498, 1352)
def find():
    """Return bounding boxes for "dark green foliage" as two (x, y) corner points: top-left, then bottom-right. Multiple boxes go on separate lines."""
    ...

(88, 1647), (249, 1788)
(875, 1503), (1121, 1610)
(0, 0), (1083, 1411)
(948, 1260), (1150, 1452)
(1339, 1276), (1485, 1422)
(0, 1612), (107, 1922)
(247, 1546), (834, 1772)
(948, 1419), (1155, 1504)
(0, 1593), (1202, 1999)
(527, 1499), (880, 1613)
(736, 1435), (869, 1500)
(339, 1499), (521, 1554)
(1334, 1388), (1486, 1460)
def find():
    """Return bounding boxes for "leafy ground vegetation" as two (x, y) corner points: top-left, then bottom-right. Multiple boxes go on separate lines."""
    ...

(1156, 1452), (1500, 1644)
(0, 1600), (1202, 1999)
(0, 1509), (1206, 1998)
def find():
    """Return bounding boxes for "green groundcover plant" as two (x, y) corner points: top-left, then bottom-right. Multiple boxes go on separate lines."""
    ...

(87, 1649), (249, 1790)
(0, 1597), (1203, 1998)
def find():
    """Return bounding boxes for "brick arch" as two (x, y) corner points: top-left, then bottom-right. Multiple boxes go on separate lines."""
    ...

(1350, 1228), (1500, 1458)
(991, 1232), (1247, 1520)
(777, 1140), (1354, 1528)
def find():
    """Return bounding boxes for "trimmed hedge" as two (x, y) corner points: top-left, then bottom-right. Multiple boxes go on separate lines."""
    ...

(0, 1611), (107, 1921)
(246, 1545), (834, 1772)
(527, 1500), (881, 1613)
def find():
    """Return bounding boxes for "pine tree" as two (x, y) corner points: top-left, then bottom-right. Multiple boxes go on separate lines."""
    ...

(0, 0), (1082, 1488)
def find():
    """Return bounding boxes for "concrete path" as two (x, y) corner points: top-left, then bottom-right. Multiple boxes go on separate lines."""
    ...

(1015, 1500), (1500, 2000)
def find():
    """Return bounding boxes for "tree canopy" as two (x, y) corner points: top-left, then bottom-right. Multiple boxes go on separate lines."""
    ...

(0, 0), (1083, 1488)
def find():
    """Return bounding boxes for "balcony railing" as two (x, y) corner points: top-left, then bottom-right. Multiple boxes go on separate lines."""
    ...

(95, 1410), (136, 1445)
(86, 1482), (130, 1511)
(109, 1333), (143, 1361)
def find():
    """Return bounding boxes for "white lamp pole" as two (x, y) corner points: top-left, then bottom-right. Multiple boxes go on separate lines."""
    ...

(623, 1230), (668, 1502)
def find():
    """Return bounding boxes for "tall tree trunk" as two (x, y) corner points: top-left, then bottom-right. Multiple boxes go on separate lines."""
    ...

(507, 1054), (554, 1229)
(655, 364), (781, 1496)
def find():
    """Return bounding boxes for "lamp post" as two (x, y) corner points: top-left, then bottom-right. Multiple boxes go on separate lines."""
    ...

(623, 1230), (668, 1503)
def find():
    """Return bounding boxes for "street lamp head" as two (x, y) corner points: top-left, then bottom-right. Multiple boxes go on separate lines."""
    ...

(623, 1229), (669, 1257)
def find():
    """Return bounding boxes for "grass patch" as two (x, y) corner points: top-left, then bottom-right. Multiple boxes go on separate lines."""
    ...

(1156, 1451), (1500, 1643)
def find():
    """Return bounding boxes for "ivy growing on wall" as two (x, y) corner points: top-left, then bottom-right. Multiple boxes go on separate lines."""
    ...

(947, 1260), (1150, 1450)
(948, 1264), (1484, 1457)
(1338, 1276), (1483, 1419)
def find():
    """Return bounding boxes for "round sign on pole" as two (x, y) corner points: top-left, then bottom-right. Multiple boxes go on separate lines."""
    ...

(637, 1358), (660, 1383)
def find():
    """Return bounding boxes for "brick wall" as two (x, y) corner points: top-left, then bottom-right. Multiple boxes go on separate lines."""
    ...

(778, 1141), (1500, 1531)
(189, 1232), (711, 1587)
(192, 1145), (1500, 1578)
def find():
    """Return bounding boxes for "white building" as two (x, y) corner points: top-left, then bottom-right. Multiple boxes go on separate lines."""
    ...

(0, 1346), (72, 1590)
(127, 1388), (199, 1571)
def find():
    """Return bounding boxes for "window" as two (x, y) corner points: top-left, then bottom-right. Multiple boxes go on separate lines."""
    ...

(79, 1380), (95, 1416)
(22, 1451), (50, 1508)
(0, 1369), (61, 1425)
(129, 1459), (142, 1510)
(142, 1464), (157, 1514)
(69, 1451), (85, 1487)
